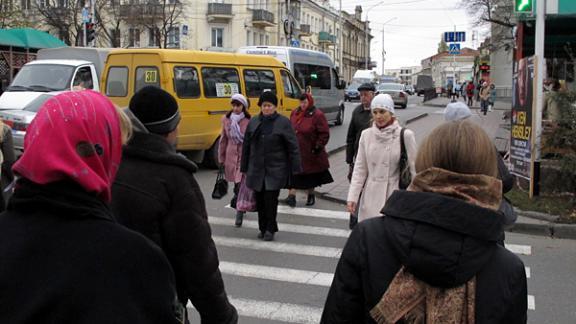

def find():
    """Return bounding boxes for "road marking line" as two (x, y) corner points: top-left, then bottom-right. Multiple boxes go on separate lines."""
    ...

(213, 236), (342, 258)
(525, 267), (531, 279)
(209, 216), (351, 238)
(505, 244), (532, 255)
(528, 295), (535, 310)
(225, 204), (348, 220)
(219, 261), (334, 287)
(187, 297), (322, 324)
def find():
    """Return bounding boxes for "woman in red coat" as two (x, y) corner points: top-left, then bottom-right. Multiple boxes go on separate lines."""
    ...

(284, 93), (333, 206)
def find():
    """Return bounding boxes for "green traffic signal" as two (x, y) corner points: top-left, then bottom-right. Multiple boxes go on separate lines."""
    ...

(515, 0), (533, 13)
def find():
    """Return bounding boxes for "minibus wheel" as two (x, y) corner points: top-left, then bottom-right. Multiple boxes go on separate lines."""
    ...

(335, 105), (344, 126)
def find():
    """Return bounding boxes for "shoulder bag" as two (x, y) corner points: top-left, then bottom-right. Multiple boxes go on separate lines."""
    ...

(211, 166), (228, 199)
(398, 128), (412, 190)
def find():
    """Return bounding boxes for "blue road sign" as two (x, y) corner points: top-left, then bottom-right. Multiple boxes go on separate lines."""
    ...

(82, 7), (90, 23)
(291, 39), (300, 47)
(448, 43), (461, 55)
(444, 31), (466, 43)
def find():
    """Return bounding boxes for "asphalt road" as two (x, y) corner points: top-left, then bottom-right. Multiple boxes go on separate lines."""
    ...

(189, 96), (576, 323)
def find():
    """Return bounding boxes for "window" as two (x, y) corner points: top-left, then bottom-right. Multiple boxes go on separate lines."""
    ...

(211, 28), (223, 47)
(173, 67), (200, 98)
(167, 26), (180, 48)
(246, 31), (251, 46)
(201, 67), (240, 98)
(259, 34), (264, 46)
(109, 28), (121, 47)
(280, 70), (301, 99)
(265, 35), (269, 45)
(106, 67), (128, 97)
(294, 63), (331, 89)
(243, 69), (276, 97)
(20, 0), (31, 10)
(148, 27), (160, 47)
(129, 28), (140, 47)
(135, 66), (160, 93)
(72, 66), (94, 90)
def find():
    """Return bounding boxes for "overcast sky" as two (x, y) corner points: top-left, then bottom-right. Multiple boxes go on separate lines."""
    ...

(329, 0), (489, 73)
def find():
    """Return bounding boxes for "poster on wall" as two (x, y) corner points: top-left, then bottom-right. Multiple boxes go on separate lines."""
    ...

(510, 56), (535, 180)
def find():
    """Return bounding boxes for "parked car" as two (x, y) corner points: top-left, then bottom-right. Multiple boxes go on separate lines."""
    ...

(0, 93), (57, 152)
(405, 85), (415, 95)
(345, 84), (361, 101)
(376, 83), (408, 108)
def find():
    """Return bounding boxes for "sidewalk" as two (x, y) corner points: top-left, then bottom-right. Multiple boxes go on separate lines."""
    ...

(422, 96), (511, 110)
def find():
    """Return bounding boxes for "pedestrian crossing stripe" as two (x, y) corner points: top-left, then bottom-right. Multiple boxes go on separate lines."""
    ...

(528, 295), (535, 310)
(213, 236), (342, 258)
(505, 244), (532, 255)
(225, 204), (349, 220)
(219, 261), (334, 287)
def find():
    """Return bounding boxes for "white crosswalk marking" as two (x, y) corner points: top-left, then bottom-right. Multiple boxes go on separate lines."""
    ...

(226, 204), (349, 220)
(213, 236), (342, 258)
(209, 216), (351, 237)
(219, 261), (334, 287)
(528, 295), (536, 310)
(505, 244), (532, 255)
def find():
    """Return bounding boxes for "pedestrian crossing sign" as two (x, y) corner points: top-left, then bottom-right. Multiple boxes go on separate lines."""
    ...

(449, 43), (461, 55)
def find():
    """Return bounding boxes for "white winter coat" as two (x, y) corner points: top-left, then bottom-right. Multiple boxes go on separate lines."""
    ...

(347, 120), (417, 221)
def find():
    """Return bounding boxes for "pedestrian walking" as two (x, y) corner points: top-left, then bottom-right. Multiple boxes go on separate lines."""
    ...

(111, 86), (238, 324)
(218, 93), (251, 227)
(241, 91), (301, 241)
(444, 101), (516, 239)
(0, 91), (182, 323)
(345, 82), (375, 228)
(480, 81), (491, 115)
(0, 119), (15, 211)
(489, 83), (497, 111)
(284, 93), (333, 207)
(466, 80), (475, 106)
(322, 121), (527, 323)
(346, 94), (417, 222)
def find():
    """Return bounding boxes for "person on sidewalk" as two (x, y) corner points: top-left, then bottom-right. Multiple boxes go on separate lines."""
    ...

(480, 81), (491, 115)
(0, 91), (182, 323)
(489, 83), (497, 112)
(241, 91), (301, 241)
(345, 82), (375, 228)
(218, 94), (251, 227)
(346, 94), (417, 222)
(466, 80), (475, 106)
(284, 93), (333, 207)
(111, 86), (238, 324)
(444, 101), (516, 238)
(321, 121), (527, 323)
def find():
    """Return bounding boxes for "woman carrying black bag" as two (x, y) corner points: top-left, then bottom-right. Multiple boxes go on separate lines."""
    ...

(240, 91), (301, 241)
(211, 166), (228, 199)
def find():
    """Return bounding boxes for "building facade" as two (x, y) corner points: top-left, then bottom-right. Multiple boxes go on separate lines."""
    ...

(384, 66), (421, 85)
(420, 48), (478, 87)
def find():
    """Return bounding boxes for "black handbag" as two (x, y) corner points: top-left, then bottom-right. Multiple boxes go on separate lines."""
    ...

(398, 128), (412, 190)
(211, 167), (228, 199)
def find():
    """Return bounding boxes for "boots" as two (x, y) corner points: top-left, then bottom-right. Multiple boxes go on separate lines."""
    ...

(235, 211), (244, 227)
(305, 194), (315, 206)
(263, 231), (275, 241)
(284, 194), (296, 207)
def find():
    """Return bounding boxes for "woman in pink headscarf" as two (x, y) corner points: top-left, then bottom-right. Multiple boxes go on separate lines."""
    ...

(0, 91), (182, 323)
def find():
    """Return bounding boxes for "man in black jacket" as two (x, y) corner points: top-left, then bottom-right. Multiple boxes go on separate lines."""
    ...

(345, 82), (375, 228)
(111, 86), (237, 324)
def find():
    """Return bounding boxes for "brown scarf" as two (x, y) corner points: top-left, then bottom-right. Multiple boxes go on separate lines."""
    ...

(370, 167), (502, 324)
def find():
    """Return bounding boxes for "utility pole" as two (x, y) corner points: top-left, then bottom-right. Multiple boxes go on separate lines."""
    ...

(532, 0), (546, 196)
(381, 28), (385, 75)
(338, 0), (343, 76)
(453, 25), (456, 86)
(287, 0), (291, 46)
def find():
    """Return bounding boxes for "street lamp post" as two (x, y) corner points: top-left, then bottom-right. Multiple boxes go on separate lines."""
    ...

(365, 1), (384, 69)
(380, 17), (397, 75)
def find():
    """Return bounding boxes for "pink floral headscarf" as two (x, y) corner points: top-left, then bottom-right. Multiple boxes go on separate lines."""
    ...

(13, 90), (123, 202)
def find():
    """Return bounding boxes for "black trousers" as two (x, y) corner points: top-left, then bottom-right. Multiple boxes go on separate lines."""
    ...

(255, 189), (280, 233)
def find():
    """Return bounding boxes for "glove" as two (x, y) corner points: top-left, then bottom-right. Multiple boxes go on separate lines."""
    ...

(347, 163), (354, 182)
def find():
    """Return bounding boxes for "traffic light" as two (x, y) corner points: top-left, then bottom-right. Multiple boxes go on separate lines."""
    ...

(86, 23), (95, 43)
(514, 0), (533, 13)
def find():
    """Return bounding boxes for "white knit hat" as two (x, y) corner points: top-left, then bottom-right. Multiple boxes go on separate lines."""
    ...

(370, 94), (395, 114)
(230, 93), (249, 109)
(444, 101), (472, 121)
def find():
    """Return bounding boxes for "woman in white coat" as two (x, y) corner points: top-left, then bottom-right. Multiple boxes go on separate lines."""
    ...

(346, 94), (417, 221)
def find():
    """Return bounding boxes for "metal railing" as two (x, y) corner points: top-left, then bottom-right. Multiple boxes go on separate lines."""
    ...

(252, 9), (274, 24)
(207, 3), (232, 16)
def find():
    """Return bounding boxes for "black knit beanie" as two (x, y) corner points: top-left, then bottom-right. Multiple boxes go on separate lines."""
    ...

(258, 91), (278, 107)
(129, 86), (181, 134)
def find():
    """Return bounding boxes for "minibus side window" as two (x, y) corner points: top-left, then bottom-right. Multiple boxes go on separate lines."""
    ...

(201, 67), (241, 98)
(293, 63), (331, 90)
(243, 69), (277, 97)
(106, 67), (128, 97)
(135, 66), (160, 93)
(280, 70), (301, 98)
(173, 67), (200, 98)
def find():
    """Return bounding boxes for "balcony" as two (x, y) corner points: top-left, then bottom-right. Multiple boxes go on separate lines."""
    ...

(299, 24), (311, 36)
(207, 3), (233, 22)
(119, 3), (163, 18)
(318, 31), (336, 44)
(252, 9), (275, 28)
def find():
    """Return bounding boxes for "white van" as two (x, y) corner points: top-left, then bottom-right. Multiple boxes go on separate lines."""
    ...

(238, 46), (346, 125)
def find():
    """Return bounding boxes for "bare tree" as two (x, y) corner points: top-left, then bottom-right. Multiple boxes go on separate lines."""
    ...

(33, 0), (85, 46)
(120, 0), (182, 48)
(0, 0), (34, 28)
(438, 34), (448, 53)
(94, 0), (123, 47)
(459, 0), (515, 51)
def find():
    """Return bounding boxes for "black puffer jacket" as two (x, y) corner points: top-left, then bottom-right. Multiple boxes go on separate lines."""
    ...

(111, 132), (237, 324)
(321, 190), (527, 324)
(241, 112), (301, 191)
(345, 104), (372, 164)
(0, 180), (180, 323)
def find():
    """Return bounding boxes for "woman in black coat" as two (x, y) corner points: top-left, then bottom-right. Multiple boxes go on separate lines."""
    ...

(321, 121), (527, 324)
(0, 91), (181, 323)
(241, 91), (301, 241)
